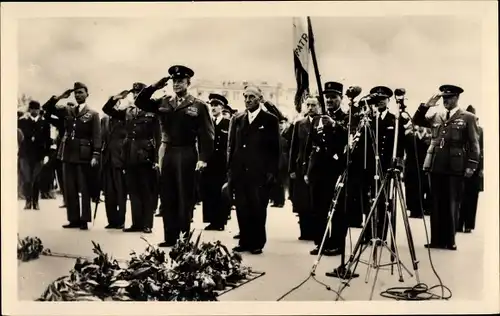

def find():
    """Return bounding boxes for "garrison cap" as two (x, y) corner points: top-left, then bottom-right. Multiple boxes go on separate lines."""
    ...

(208, 93), (228, 106)
(28, 100), (40, 110)
(132, 82), (147, 92)
(370, 86), (393, 98)
(168, 65), (195, 79)
(439, 84), (464, 96)
(466, 105), (476, 114)
(324, 81), (343, 96)
(73, 82), (88, 92)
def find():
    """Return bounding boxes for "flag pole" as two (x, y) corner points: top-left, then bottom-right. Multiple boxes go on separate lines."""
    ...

(307, 16), (325, 114)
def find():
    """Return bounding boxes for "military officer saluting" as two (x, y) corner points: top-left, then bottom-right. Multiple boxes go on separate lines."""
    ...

(135, 65), (214, 247)
(413, 84), (480, 250)
(201, 93), (231, 231)
(42, 82), (101, 230)
(103, 82), (161, 234)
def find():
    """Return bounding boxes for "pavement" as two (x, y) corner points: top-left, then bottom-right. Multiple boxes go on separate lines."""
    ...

(17, 195), (485, 301)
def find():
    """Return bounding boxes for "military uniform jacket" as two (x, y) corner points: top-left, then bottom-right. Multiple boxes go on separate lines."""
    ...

(413, 105), (480, 176)
(303, 115), (347, 181)
(226, 110), (281, 184)
(207, 117), (230, 173)
(42, 97), (101, 164)
(135, 87), (214, 162)
(17, 115), (51, 161)
(100, 115), (128, 168)
(102, 98), (161, 166)
(288, 117), (312, 176)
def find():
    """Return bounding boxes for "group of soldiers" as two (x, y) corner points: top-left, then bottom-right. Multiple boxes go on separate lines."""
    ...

(17, 64), (483, 255)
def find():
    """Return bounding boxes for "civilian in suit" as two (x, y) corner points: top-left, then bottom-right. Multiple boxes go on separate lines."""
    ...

(104, 83), (161, 234)
(458, 105), (484, 233)
(100, 107), (128, 229)
(362, 86), (405, 244)
(201, 93), (231, 231)
(18, 101), (51, 210)
(270, 118), (290, 208)
(17, 111), (25, 200)
(413, 85), (480, 250)
(135, 65), (214, 247)
(42, 82), (101, 230)
(289, 102), (317, 241)
(227, 85), (280, 254)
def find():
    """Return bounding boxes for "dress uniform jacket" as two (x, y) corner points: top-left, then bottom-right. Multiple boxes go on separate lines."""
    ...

(42, 98), (101, 224)
(201, 116), (230, 227)
(227, 109), (281, 251)
(135, 87), (214, 243)
(413, 105), (480, 247)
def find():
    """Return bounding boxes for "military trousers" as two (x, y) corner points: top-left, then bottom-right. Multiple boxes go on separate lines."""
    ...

(63, 162), (92, 223)
(458, 176), (480, 231)
(161, 146), (197, 243)
(234, 176), (271, 250)
(428, 173), (464, 246)
(126, 164), (157, 229)
(102, 165), (127, 226)
(292, 172), (314, 239)
(19, 158), (43, 203)
(201, 167), (229, 228)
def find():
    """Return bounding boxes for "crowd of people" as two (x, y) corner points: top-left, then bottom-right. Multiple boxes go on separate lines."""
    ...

(17, 64), (484, 256)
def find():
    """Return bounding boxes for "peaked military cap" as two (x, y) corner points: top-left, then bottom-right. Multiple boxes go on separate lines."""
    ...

(73, 82), (88, 92)
(324, 81), (343, 95)
(132, 82), (147, 92)
(466, 105), (476, 114)
(168, 65), (195, 79)
(208, 93), (228, 106)
(28, 100), (40, 110)
(370, 86), (393, 98)
(439, 84), (464, 96)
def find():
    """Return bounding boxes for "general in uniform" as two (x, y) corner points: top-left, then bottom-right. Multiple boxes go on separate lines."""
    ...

(200, 93), (231, 231)
(135, 65), (214, 246)
(103, 82), (161, 234)
(42, 82), (101, 230)
(413, 85), (480, 250)
(227, 85), (281, 254)
(18, 101), (51, 210)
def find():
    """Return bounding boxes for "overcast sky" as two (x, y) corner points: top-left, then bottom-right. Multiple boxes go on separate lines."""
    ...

(18, 16), (483, 116)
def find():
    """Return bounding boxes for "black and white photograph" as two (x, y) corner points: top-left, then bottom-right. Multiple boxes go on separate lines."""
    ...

(1, 1), (498, 315)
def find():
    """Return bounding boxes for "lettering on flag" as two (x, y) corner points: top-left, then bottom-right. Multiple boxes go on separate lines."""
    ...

(292, 17), (310, 113)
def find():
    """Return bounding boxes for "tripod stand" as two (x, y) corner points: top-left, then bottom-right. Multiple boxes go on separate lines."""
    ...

(329, 104), (421, 301)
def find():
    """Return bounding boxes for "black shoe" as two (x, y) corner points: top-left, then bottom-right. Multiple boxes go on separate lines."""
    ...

(232, 246), (247, 252)
(24, 201), (32, 210)
(249, 248), (263, 255)
(115, 224), (125, 229)
(80, 223), (88, 230)
(464, 228), (472, 233)
(123, 226), (142, 232)
(63, 222), (80, 228)
(424, 243), (443, 249)
(310, 247), (320, 255)
(105, 224), (116, 229)
(444, 244), (457, 251)
(59, 204), (66, 208)
(409, 214), (423, 219)
(322, 248), (342, 256)
(298, 236), (315, 241)
(143, 228), (152, 234)
(233, 234), (240, 239)
(158, 241), (176, 248)
(32, 201), (40, 210)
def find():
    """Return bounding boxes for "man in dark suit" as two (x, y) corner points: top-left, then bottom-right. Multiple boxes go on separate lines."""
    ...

(270, 118), (290, 208)
(103, 82), (161, 234)
(42, 82), (101, 230)
(135, 65), (214, 247)
(200, 93), (231, 231)
(413, 85), (480, 250)
(362, 86), (405, 244)
(100, 96), (128, 229)
(289, 99), (318, 241)
(458, 105), (483, 233)
(227, 85), (281, 254)
(18, 101), (51, 210)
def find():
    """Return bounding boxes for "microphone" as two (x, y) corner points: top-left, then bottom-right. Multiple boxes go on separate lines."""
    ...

(346, 86), (362, 99)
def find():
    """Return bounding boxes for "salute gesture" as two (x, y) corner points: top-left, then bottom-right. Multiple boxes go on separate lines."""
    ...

(112, 90), (131, 101)
(424, 92), (443, 107)
(57, 89), (73, 100)
(152, 76), (171, 90)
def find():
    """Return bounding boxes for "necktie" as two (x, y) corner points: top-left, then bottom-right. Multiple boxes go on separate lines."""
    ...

(446, 110), (450, 121)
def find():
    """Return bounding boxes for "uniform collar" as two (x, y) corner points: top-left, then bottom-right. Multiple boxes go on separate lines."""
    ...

(378, 108), (388, 120)
(77, 103), (87, 113)
(247, 106), (262, 123)
(30, 115), (40, 122)
(447, 106), (459, 117)
(214, 115), (223, 125)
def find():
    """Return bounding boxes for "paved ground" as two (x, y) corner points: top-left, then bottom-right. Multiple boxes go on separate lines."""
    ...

(18, 195), (485, 301)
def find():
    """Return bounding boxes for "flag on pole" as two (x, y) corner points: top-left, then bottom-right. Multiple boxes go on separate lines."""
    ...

(292, 17), (310, 113)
